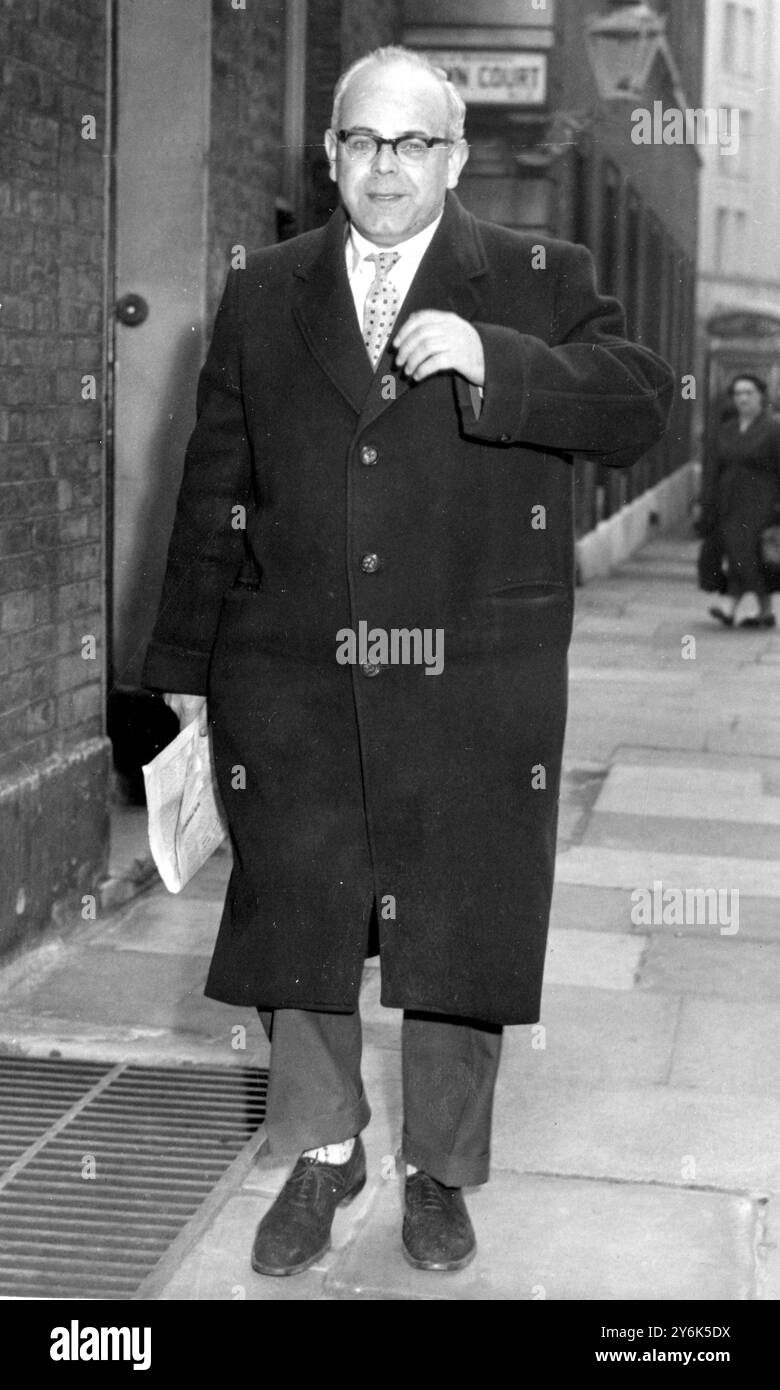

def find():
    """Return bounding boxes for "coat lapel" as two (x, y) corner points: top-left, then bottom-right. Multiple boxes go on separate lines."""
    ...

(292, 193), (490, 424)
(291, 206), (375, 414)
(359, 193), (490, 429)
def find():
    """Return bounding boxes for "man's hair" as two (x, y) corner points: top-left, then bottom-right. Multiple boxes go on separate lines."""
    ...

(330, 46), (466, 142)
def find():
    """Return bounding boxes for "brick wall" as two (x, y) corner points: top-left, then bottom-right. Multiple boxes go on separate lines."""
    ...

(206, 0), (285, 322)
(0, 0), (109, 954)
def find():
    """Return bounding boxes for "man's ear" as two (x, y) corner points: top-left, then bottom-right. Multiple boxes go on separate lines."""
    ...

(324, 129), (338, 184)
(446, 139), (470, 190)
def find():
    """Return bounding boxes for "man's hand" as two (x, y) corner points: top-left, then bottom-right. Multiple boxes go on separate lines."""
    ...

(393, 311), (485, 387)
(163, 693), (207, 734)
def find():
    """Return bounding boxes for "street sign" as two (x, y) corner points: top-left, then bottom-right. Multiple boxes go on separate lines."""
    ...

(706, 310), (780, 339)
(423, 50), (547, 106)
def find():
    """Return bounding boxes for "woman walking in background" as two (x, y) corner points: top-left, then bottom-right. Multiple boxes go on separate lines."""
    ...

(708, 374), (780, 628)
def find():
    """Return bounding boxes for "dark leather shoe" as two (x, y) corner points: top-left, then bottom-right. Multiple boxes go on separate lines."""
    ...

(251, 1137), (366, 1276)
(402, 1170), (476, 1271)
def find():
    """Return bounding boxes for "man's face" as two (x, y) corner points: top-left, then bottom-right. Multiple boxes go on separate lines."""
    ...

(732, 379), (762, 414)
(324, 63), (468, 246)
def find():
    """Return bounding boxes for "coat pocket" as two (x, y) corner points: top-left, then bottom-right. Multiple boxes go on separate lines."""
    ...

(479, 579), (570, 603)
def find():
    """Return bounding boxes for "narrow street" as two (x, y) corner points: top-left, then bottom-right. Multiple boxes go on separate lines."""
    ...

(1, 527), (778, 1301)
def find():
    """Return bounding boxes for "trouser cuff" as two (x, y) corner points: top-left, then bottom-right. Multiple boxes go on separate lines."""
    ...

(402, 1130), (490, 1188)
(262, 1092), (371, 1157)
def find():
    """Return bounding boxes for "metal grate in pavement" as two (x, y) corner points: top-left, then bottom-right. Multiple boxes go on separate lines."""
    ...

(0, 1055), (267, 1299)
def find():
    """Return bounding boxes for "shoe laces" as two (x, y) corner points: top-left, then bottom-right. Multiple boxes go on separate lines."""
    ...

(287, 1157), (340, 1210)
(414, 1173), (449, 1212)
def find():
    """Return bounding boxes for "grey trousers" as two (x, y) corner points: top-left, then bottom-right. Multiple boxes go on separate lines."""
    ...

(257, 1006), (503, 1188)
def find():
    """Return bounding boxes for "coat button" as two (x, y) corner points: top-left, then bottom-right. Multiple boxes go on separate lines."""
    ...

(360, 552), (380, 573)
(361, 661), (382, 677)
(360, 444), (378, 465)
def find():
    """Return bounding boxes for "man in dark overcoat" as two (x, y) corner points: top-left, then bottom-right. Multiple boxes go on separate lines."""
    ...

(143, 46), (674, 1276)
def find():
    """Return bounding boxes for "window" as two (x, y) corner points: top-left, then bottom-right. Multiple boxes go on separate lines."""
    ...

(738, 110), (752, 178)
(599, 162), (620, 295)
(715, 206), (729, 271)
(722, 2), (737, 71)
(665, 248), (676, 364)
(718, 109), (749, 177)
(741, 6), (756, 76)
(625, 191), (641, 338)
(643, 217), (664, 352)
(714, 208), (749, 273)
(733, 210), (749, 271)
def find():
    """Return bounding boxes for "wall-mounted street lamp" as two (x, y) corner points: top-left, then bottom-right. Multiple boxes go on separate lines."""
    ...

(585, 1), (685, 105)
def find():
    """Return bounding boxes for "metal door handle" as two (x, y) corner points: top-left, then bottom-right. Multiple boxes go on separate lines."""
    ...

(116, 293), (149, 326)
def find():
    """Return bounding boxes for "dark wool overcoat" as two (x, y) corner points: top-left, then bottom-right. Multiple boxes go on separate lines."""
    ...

(143, 192), (673, 1024)
(713, 411), (780, 593)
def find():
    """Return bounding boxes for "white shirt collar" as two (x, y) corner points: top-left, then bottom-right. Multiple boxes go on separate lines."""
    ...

(346, 211), (444, 277)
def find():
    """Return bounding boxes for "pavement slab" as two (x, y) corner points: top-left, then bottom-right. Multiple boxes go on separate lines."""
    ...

(358, 966), (403, 1049)
(97, 894), (223, 957)
(707, 719), (780, 758)
(582, 811), (780, 862)
(669, 997), (780, 1095)
(544, 928), (645, 989)
(549, 880), (777, 940)
(516, 986), (680, 1085)
(611, 745), (780, 773)
(638, 934), (780, 1002)
(555, 846), (780, 898)
(7, 945), (254, 1046)
(569, 667), (699, 690)
(157, 1190), (349, 1300)
(574, 615), (663, 640)
(549, 882), (639, 934)
(759, 1201), (780, 1300)
(324, 1172), (758, 1301)
(563, 715), (711, 762)
(489, 1081), (780, 1193)
(593, 763), (778, 820)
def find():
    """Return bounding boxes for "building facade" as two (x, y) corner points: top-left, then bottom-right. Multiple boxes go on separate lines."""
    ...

(1, 0), (703, 957)
(698, 0), (780, 330)
(695, 0), (780, 455)
(401, 0), (704, 531)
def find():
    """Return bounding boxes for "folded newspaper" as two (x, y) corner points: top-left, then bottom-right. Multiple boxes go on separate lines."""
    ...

(142, 717), (228, 893)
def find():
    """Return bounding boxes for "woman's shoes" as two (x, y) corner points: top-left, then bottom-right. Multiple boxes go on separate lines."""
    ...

(708, 604), (734, 627)
(733, 593), (775, 628)
(739, 613), (777, 629)
(712, 594), (777, 628)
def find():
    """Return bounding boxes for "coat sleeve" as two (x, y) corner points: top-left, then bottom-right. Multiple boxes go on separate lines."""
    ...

(141, 270), (252, 695)
(455, 241), (674, 467)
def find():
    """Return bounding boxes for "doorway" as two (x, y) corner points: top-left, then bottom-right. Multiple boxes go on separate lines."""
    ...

(107, 0), (211, 798)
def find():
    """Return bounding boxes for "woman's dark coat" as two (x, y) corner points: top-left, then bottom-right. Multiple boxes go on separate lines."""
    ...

(711, 411), (780, 595)
(143, 192), (673, 1025)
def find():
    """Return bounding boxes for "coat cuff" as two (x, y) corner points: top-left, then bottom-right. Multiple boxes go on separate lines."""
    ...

(141, 642), (210, 696)
(455, 323), (529, 443)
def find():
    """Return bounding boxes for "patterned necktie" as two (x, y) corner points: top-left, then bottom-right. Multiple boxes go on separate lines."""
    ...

(362, 250), (401, 368)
